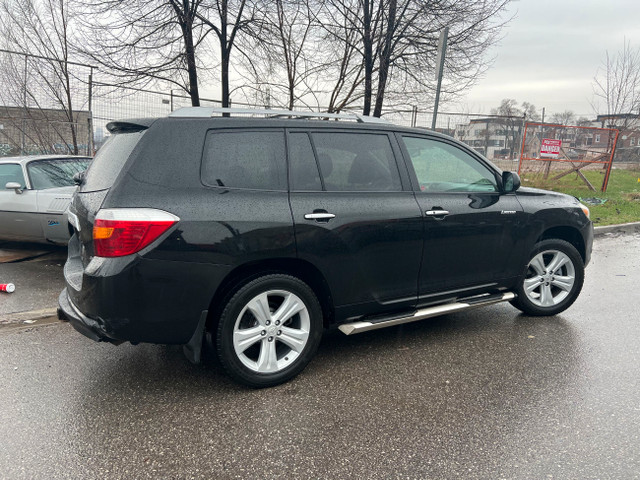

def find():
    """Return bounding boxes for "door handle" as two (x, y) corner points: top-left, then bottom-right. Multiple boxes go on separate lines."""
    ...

(304, 212), (336, 221)
(425, 210), (450, 216)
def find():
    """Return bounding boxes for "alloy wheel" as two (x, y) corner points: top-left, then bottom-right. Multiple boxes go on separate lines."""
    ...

(522, 249), (576, 307)
(232, 290), (310, 373)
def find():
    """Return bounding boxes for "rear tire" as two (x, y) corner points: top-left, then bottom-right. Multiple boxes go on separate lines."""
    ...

(511, 239), (584, 316)
(216, 274), (323, 388)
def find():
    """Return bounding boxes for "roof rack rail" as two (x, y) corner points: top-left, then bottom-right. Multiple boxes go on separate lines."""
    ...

(168, 107), (389, 124)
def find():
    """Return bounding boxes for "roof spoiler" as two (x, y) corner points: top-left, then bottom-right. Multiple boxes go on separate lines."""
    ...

(106, 121), (151, 133)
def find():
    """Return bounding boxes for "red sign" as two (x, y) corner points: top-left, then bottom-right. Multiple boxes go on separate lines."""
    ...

(540, 138), (562, 158)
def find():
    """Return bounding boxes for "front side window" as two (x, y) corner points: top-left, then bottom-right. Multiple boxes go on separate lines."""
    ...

(402, 136), (498, 193)
(202, 131), (286, 190)
(0, 163), (25, 188)
(28, 158), (91, 190)
(311, 132), (401, 191)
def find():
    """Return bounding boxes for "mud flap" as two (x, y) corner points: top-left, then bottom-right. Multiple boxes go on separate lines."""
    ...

(183, 310), (208, 364)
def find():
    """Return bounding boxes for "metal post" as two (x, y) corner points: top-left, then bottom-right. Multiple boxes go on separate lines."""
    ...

(21, 55), (27, 155)
(170, 89), (174, 112)
(87, 70), (93, 156)
(431, 27), (449, 130)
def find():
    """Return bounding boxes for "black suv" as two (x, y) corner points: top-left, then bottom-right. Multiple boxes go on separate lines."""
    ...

(59, 108), (593, 387)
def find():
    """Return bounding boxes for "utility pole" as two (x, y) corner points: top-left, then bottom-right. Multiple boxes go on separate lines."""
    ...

(431, 27), (449, 130)
(87, 69), (93, 155)
(21, 55), (27, 155)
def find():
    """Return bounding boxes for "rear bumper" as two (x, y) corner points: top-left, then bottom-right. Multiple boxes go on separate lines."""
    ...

(62, 246), (232, 345)
(58, 288), (121, 344)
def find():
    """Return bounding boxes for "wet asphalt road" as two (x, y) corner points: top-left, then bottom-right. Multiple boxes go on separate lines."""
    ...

(0, 245), (66, 320)
(1, 234), (639, 479)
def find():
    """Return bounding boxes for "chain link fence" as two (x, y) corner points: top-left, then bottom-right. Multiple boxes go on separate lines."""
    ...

(0, 49), (93, 156)
(91, 83), (223, 149)
(2, 47), (639, 189)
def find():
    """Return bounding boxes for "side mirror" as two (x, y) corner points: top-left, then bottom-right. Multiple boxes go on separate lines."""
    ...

(502, 171), (521, 193)
(5, 182), (23, 194)
(73, 170), (86, 186)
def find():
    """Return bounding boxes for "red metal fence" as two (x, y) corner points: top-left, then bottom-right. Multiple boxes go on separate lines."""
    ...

(518, 122), (619, 192)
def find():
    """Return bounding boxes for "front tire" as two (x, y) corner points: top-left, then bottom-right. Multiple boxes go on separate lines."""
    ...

(511, 239), (585, 316)
(216, 274), (323, 388)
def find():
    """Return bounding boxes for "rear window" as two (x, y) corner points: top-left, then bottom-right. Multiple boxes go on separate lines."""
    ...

(201, 131), (286, 190)
(28, 158), (91, 189)
(81, 131), (146, 192)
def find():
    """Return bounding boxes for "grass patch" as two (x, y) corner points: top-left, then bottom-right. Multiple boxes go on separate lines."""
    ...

(520, 168), (640, 226)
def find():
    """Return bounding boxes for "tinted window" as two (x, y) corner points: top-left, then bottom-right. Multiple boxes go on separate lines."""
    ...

(311, 133), (401, 191)
(402, 136), (498, 193)
(82, 131), (146, 192)
(202, 131), (286, 190)
(0, 163), (24, 188)
(27, 158), (91, 189)
(289, 133), (322, 191)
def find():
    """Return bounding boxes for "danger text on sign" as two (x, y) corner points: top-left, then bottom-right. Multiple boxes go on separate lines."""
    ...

(540, 138), (562, 158)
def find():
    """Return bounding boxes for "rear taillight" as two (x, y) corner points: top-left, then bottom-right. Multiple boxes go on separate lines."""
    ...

(93, 208), (179, 257)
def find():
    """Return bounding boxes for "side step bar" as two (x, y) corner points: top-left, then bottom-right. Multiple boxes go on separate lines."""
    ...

(338, 292), (516, 335)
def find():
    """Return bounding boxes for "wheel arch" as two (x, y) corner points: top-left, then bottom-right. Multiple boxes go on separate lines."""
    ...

(536, 226), (586, 263)
(206, 258), (335, 333)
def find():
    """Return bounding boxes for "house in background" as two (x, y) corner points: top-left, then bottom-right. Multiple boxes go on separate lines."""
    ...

(455, 117), (517, 159)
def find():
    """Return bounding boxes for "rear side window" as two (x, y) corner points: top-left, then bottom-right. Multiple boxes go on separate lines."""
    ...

(311, 132), (401, 191)
(289, 132), (322, 191)
(201, 131), (286, 190)
(82, 131), (146, 192)
(0, 163), (24, 187)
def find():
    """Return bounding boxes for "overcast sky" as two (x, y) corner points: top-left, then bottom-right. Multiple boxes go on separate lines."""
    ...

(456, 0), (640, 118)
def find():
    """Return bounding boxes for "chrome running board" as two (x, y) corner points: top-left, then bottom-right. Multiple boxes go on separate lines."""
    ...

(338, 292), (516, 335)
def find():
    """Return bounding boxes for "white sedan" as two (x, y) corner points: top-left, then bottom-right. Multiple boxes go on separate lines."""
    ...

(0, 155), (91, 245)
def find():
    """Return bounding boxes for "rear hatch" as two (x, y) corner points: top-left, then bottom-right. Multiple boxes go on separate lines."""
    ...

(65, 121), (150, 289)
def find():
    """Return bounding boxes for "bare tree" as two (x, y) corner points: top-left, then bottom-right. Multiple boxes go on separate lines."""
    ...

(0, 0), (87, 154)
(592, 40), (640, 128)
(521, 102), (540, 122)
(550, 110), (576, 126)
(318, 0), (511, 117)
(234, 0), (321, 110)
(77, 0), (211, 106)
(491, 98), (527, 157)
(197, 0), (264, 108)
(321, 2), (367, 113)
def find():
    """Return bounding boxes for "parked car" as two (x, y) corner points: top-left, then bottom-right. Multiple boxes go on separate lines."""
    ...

(58, 108), (593, 387)
(0, 155), (91, 244)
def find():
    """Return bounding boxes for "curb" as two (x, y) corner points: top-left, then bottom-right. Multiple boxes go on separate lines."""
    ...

(0, 308), (59, 327)
(594, 221), (640, 238)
